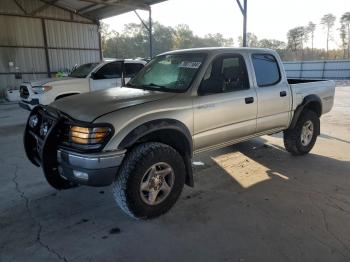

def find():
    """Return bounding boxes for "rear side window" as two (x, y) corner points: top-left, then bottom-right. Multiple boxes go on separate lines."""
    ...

(95, 62), (122, 79)
(252, 54), (280, 87)
(125, 63), (144, 78)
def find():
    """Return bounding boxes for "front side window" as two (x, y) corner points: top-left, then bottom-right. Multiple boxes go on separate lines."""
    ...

(94, 62), (122, 79)
(252, 54), (280, 87)
(199, 55), (249, 95)
(128, 53), (206, 93)
(69, 63), (98, 78)
(125, 63), (144, 78)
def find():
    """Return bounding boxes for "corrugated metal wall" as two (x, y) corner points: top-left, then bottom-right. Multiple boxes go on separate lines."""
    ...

(49, 49), (100, 72)
(284, 60), (350, 80)
(0, 0), (101, 96)
(46, 20), (99, 49)
(45, 20), (100, 72)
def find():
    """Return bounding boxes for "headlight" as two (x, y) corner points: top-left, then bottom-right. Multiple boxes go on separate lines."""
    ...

(29, 115), (39, 128)
(69, 126), (111, 145)
(33, 86), (53, 94)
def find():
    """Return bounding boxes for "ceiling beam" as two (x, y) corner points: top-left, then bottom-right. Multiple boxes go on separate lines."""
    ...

(38, 0), (96, 22)
(77, 3), (99, 14)
(13, 0), (28, 15)
(79, 0), (150, 11)
(30, 0), (59, 16)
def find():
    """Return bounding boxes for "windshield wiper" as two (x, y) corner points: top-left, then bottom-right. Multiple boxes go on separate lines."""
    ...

(127, 82), (177, 92)
(141, 83), (172, 92)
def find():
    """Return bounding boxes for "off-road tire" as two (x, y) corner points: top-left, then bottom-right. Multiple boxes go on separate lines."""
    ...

(112, 142), (186, 219)
(283, 109), (319, 156)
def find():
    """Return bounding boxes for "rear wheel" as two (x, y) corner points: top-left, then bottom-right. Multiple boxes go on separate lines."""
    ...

(283, 110), (319, 155)
(112, 142), (186, 219)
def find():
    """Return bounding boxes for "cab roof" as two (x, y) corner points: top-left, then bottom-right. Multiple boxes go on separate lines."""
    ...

(160, 47), (274, 56)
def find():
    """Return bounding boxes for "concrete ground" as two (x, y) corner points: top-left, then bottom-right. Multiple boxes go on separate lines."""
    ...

(1, 86), (350, 262)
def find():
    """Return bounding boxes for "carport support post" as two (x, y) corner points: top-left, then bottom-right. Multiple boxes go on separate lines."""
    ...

(149, 7), (153, 59)
(41, 18), (51, 77)
(134, 7), (153, 59)
(236, 0), (248, 47)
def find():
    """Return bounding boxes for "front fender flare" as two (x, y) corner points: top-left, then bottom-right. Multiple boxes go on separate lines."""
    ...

(119, 119), (194, 187)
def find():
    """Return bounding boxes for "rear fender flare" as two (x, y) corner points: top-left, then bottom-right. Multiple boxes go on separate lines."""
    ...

(289, 95), (322, 134)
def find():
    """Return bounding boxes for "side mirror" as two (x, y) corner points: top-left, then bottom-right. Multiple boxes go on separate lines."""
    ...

(71, 64), (78, 72)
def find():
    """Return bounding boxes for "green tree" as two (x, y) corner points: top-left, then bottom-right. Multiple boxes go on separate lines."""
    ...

(340, 12), (350, 58)
(321, 13), (336, 58)
(307, 22), (316, 54)
(152, 23), (174, 55)
(99, 22), (112, 55)
(196, 33), (234, 47)
(287, 27), (304, 52)
(173, 24), (195, 49)
(238, 32), (258, 47)
(258, 39), (286, 50)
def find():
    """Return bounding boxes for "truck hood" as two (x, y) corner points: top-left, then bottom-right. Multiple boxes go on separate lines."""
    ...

(24, 77), (77, 87)
(50, 87), (177, 122)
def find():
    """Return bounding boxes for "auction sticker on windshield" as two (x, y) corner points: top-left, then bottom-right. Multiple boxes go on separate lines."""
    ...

(178, 61), (202, 68)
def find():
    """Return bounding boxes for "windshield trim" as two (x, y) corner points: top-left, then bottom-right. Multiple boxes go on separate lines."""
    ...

(127, 52), (208, 93)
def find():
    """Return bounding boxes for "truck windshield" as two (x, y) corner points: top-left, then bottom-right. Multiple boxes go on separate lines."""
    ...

(69, 63), (98, 78)
(127, 53), (206, 92)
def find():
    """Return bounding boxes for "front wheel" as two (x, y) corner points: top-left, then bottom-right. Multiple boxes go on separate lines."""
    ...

(112, 142), (186, 219)
(283, 110), (320, 156)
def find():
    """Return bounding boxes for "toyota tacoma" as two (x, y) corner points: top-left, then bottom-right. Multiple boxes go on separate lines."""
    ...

(24, 48), (335, 219)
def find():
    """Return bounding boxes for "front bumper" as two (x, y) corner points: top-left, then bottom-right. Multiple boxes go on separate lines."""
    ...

(57, 149), (125, 186)
(24, 105), (122, 188)
(19, 99), (39, 111)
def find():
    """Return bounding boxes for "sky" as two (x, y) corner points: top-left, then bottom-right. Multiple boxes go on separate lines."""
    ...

(103, 0), (350, 49)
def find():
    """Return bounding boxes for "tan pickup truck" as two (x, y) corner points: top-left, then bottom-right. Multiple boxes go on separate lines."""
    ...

(24, 47), (335, 219)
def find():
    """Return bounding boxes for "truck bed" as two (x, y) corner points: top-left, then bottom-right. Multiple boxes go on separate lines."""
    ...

(287, 79), (324, 84)
(288, 78), (336, 115)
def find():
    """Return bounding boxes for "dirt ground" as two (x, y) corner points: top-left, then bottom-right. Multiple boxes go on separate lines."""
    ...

(0, 86), (349, 262)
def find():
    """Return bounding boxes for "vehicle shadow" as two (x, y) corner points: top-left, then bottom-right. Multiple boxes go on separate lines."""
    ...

(202, 136), (350, 191)
(319, 133), (350, 145)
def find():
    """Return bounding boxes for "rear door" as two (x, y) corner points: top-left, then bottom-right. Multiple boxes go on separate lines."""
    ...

(251, 54), (291, 132)
(90, 61), (123, 91)
(193, 54), (257, 151)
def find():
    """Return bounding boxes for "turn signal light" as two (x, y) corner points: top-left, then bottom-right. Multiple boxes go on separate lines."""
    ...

(69, 126), (111, 145)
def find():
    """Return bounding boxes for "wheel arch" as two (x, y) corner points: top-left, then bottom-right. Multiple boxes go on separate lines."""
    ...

(289, 94), (322, 132)
(119, 119), (194, 187)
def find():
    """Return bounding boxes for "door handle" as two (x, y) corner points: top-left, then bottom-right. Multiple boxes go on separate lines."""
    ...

(280, 91), (287, 97)
(245, 97), (254, 104)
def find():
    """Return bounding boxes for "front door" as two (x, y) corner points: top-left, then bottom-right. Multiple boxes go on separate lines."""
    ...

(193, 54), (258, 152)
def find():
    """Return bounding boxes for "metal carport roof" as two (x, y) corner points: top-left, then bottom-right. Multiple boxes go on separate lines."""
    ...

(40, 0), (166, 21)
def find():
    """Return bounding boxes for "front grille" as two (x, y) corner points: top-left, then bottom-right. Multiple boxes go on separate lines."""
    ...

(27, 108), (58, 158)
(20, 85), (29, 99)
